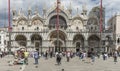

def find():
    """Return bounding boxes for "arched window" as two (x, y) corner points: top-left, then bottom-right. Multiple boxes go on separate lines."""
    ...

(37, 27), (39, 30)
(49, 15), (67, 29)
(22, 27), (24, 30)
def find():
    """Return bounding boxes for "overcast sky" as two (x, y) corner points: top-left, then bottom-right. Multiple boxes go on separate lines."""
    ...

(0, 0), (120, 27)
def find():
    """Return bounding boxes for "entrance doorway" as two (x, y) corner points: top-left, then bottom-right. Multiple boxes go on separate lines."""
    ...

(49, 30), (67, 52)
(76, 42), (80, 52)
(31, 34), (42, 52)
(73, 34), (84, 52)
(53, 40), (63, 52)
(35, 41), (40, 50)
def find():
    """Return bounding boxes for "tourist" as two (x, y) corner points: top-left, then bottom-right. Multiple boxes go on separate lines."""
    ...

(50, 51), (53, 58)
(113, 50), (118, 64)
(56, 52), (61, 65)
(33, 49), (39, 64)
(91, 49), (95, 64)
(82, 51), (87, 61)
(87, 49), (92, 63)
(0, 50), (2, 58)
(66, 51), (70, 62)
(24, 49), (29, 65)
(45, 51), (48, 59)
(103, 52), (108, 60)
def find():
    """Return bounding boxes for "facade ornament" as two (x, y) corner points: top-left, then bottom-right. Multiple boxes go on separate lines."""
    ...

(34, 6), (39, 15)
(18, 8), (21, 16)
(12, 7), (16, 17)
(43, 2), (47, 18)
(28, 6), (32, 16)
(18, 8), (24, 16)
(77, 7), (79, 15)
(82, 3), (87, 15)
(68, 1), (72, 15)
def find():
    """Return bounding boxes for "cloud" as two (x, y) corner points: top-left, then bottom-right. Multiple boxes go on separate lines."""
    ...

(0, 0), (120, 27)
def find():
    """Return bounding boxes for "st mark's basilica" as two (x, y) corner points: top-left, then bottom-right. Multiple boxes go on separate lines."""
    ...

(10, 1), (113, 53)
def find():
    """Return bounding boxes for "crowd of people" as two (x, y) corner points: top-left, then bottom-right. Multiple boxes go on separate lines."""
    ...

(0, 50), (9, 58)
(1, 48), (120, 66)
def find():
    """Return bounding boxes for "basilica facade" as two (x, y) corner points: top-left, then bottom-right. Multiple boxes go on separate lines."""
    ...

(10, 3), (111, 53)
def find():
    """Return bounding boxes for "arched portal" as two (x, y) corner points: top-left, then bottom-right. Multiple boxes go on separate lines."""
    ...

(15, 35), (27, 47)
(31, 34), (42, 51)
(49, 15), (67, 29)
(88, 35), (100, 51)
(49, 30), (67, 52)
(73, 34), (84, 52)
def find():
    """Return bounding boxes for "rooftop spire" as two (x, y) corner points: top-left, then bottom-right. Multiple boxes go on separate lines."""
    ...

(77, 7), (79, 15)
(28, 6), (32, 15)
(43, 2), (46, 10)
(34, 6), (39, 15)
(43, 2), (47, 18)
(12, 7), (16, 17)
(82, 3), (87, 12)
(68, 0), (72, 17)
(18, 8), (22, 16)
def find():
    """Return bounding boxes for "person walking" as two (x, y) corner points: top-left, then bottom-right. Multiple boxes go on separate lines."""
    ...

(56, 53), (62, 65)
(113, 50), (118, 64)
(33, 49), (39, 64)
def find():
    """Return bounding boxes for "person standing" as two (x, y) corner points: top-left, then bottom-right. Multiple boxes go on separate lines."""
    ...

(91, 51), (95, 62)
(24, 50), (29, 65)
(45, 51), (48, 59)
(87, 49), (92, 63)
(0, 50), (2, 58)
(33, 49), (39, 64)
(66, 51), (70, 62)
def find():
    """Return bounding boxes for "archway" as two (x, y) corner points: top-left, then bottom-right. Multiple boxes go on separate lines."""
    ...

(88, 35), (100, 51)
(31, 34), (42, 51)
(49, 15), (67, 29)
(15, 35), (27, 47)
(49, 30), (67, 52)
(73, 34), (84, 52)
(52, 39), (64, 52)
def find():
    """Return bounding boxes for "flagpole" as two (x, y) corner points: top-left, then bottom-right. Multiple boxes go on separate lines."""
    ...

(8, 0), (11, 53)
(100, 0), (102, 32)
(56, 0), (60, 52)
(100, 0), (103, 52)
(8, 0), (10, 31)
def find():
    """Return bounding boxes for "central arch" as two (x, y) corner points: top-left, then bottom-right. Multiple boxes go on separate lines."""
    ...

(49, 30), (67, 52)
(31, 34), (42, 51)
(49, 15), (67, 29)
(73, 34), (84, 52)
(15, 35), (27, 47)
(88, 35), (100, 51)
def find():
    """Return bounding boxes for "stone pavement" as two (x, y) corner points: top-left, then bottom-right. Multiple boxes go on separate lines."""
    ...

(0, 55), (23, 71)
(24, 57), (120, 71)
(1, 56), (120, 71)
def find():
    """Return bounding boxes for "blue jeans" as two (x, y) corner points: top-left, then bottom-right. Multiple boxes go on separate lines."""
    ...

(34, 58), (38, 64)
